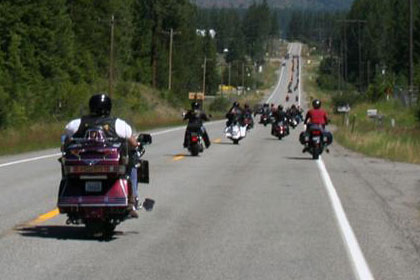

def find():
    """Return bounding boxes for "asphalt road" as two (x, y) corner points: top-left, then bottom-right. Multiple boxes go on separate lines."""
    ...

(0, 43), (420, 280)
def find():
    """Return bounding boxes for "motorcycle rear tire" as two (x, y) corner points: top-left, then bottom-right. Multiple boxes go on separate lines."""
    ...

(312, 148), (320, 160)
(190, 144), (200, 156)
(233, 139), (239, 145)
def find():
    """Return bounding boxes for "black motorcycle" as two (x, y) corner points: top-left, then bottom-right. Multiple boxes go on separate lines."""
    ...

(300, 126), (333, 160)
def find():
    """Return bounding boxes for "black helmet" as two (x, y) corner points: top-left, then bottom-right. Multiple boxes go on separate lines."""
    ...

(89, 93), (112, 116)
(277, 104), (283, 111)
(191, 102), (200, 110)
(233, 101), (239, 108)
(312, 99), (321, 109)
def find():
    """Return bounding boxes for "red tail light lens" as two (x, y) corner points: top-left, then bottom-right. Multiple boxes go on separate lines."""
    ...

(191, 136), (199, 142)
(311, 130), (321, 136)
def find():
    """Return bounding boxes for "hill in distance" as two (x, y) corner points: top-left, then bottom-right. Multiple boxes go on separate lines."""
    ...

(194, 0), (354, 10)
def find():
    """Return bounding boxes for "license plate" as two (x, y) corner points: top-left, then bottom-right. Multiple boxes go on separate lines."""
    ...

(312, 136), (320, 143)
(85, 181), (102, 192)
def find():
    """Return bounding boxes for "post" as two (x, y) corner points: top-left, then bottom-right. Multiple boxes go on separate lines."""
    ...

(409, 0), (414, 94)
(202, 56), (207, 95)
(242, 62), (245, 94)
(168, 28), (173, 90)
(344, 22), (348, 82)
(228, 62), (231, 86)
(162, 28), (180, 90)
(220, 64), (224, 96)
(109, 14), (115, 97)
(358, 21), (363, 91)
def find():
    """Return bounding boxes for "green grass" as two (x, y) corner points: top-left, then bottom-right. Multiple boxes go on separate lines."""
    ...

(303, 53), (420, 164)
(0, 60), (277, 156)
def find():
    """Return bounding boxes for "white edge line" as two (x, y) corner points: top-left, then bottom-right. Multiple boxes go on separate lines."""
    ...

(266, 65), (284, 104)
(0, 120), (227, 168)
(317, 157), (374, 280)
(0, 153), (62, 168)
(267, 43), (293, 104)
(266, 43), (290, 103)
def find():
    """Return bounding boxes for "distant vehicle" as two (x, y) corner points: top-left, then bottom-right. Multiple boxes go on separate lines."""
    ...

(336, 104), (351, 113)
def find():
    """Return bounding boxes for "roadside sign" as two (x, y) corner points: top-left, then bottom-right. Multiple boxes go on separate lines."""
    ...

(367, 109), (377, 118)
(188, 92), (204, 100)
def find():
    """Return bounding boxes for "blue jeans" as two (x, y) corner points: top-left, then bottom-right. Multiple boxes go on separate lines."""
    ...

(130, 167), (138, 198)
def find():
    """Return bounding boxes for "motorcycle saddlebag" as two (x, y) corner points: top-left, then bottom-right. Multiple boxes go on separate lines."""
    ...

(323, 131), (333, 145)
(299, 131), (309, 145)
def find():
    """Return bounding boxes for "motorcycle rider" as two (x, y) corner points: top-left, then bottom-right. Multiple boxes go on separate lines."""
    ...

(302, 99), (331, 152)
(261, 103), (270, 115)
(259, 103), (271, 124)
(304, 99), (328, 130)
(64, 93), (141, 218)
(243, 103), (254, 129)
(272, 104), (289, 135)
(183, 101), (211, 148)
(270, 103), (277, 114)
(226, 101), (244, 127)
(244, 103), (253, 115)
(287, 104), (300, 125)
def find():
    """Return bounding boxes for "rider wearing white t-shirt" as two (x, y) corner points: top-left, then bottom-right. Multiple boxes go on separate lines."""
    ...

(64, 94), (140, 218)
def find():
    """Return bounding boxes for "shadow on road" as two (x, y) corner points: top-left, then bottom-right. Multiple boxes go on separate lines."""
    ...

(16, 225), (138, 242)
(214, 141), (237, 145)
(285, 156), (312, 161)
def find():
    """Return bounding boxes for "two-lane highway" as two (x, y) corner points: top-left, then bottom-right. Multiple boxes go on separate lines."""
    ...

(1, 43), (420, 280)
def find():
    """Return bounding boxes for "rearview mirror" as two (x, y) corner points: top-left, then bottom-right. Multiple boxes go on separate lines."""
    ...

(137, 134), (152, 145)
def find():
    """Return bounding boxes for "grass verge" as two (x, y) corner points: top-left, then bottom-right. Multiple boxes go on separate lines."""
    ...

(303, 52), (420, 164)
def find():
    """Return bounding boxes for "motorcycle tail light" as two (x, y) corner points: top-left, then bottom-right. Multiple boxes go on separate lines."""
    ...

(191, 136), (199, 142)
(311, 130), (321, 136)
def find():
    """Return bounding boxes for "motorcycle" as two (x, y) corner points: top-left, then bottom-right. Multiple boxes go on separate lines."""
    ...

(57, 128), (152, 236)
(225, 119), (247, 144)
(289, 116), (299, 129)
(271, 121), (288, 140)
(243, 113), (254, 131)
(300, 126), (333, 160)
(186, 128), (204, 156)
(259, 113), (271, 126)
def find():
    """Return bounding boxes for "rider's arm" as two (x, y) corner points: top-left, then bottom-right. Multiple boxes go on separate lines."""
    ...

(116, 119), (139, 148)
(304, 111), (310, 125)
(183, 111), (191, 121)
(201, 112), (210, 122)
(324, 112), (329, 125)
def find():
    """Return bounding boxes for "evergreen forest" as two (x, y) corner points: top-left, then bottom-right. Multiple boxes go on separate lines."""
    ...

(0, 0), (279, 129)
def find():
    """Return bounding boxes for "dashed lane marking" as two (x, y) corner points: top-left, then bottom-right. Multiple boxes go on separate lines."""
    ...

(173, 155), (185, 161)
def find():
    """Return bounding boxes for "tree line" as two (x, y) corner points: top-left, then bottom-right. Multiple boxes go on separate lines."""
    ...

(0, 0), (279, 129)
(286, 0), (420, 110)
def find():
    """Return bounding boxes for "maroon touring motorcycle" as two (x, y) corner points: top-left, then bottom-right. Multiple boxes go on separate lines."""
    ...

(57, 128), (152, 236)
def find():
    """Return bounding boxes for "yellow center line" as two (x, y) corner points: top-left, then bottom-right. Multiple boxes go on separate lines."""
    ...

(28, 208), (60, 226)
(173, 154), (185, 161)
(212, 138), (222, 143)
